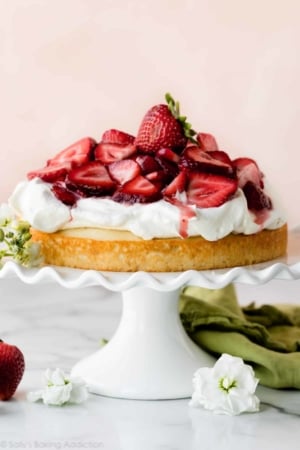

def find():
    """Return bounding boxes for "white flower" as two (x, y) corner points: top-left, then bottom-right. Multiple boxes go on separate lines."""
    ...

(0, 204), (42, 267)
(27, 368), (88, 406)
(190, 354), (260, 415)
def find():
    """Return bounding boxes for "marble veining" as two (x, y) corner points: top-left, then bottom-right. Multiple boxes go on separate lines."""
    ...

(0, 276), (300, 449)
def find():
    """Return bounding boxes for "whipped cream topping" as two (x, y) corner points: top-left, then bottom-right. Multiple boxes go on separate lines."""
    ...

(9, 178), (285, 241)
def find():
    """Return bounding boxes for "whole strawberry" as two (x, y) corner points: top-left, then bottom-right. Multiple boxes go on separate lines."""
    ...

(135, 93), (196, 154)
(0, 340), (25, 400)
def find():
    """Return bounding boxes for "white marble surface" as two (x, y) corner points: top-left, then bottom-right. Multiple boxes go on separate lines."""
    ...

(1, 275), (300, 449)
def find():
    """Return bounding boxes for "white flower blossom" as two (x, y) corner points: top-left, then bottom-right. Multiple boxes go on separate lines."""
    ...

(190, 354), (260, 415)
(0, 203), (42, 267)
(27, 368), (88, 406)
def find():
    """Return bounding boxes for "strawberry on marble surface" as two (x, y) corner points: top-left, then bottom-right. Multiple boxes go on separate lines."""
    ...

(0, 340), (25, 401)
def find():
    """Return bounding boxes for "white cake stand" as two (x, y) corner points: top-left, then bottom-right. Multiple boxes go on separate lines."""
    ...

(1, 229), (300, 400)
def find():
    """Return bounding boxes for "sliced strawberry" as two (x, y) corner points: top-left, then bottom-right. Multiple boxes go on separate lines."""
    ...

(186, 173), (238, 208)
(243, 181), (272, 211)
(47, 137), (96, 167)
(233, 157), (264, 188)
(185, 140), (198, 148)
(121, 176), (160, 196)
(66, 161), (116, 196)
(180, 146), (234, 177)
(144, 171), (167, 191)
(108, 159), (141, 185)
(101, 129), (135, 145)
(196, 132), (219, 151)
(135, 155), (161, 174)
(94, 142), (136, 164)
(155, 155), (179, 181)
(27, 163), (71, 182)
(112, 175), (162, 204)
(208, 150), (232, 166)
(156, 148), (180, 164)
(145, 170), (167, 183)
(163, 171), (187, 197)
(51, 182), (79, 206)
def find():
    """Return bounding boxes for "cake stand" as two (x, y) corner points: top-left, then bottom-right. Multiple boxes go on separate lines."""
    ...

(1, 228), (300, 400)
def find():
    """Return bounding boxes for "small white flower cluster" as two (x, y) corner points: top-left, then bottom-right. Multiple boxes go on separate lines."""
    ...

(27, 368), (88, 406)
(0, 203), (41, 268)
(190, 354), (260, 415)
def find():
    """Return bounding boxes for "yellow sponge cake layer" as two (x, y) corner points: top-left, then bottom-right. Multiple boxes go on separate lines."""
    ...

(31, 224), (287, 272)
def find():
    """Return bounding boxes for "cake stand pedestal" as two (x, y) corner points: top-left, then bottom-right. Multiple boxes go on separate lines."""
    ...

(72, 286), (215, 399)
(1, 228), (300, 400)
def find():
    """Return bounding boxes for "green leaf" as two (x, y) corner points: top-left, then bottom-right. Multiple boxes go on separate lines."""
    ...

(165, 92), (197, 144)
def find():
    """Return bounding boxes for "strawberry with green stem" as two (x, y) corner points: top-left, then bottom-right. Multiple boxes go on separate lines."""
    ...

(135, 93), (197, 154)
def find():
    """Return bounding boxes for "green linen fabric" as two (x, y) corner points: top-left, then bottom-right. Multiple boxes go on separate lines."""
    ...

(180, 285), (300, 389)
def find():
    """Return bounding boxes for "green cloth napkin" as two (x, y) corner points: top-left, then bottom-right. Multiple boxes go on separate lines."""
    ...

(180, 284), (300, 389)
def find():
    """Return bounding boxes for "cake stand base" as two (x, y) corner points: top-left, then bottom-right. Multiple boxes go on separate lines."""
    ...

(71, 286), (215, 400)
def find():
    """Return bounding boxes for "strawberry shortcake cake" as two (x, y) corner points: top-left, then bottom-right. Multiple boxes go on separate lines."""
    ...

(9, 94), (287, 272)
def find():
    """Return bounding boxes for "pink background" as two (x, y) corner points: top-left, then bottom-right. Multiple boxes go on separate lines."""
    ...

(1, 0), (299, 226)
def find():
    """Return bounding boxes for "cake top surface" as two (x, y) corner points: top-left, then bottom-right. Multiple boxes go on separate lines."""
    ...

(9, 93), (286, 239)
